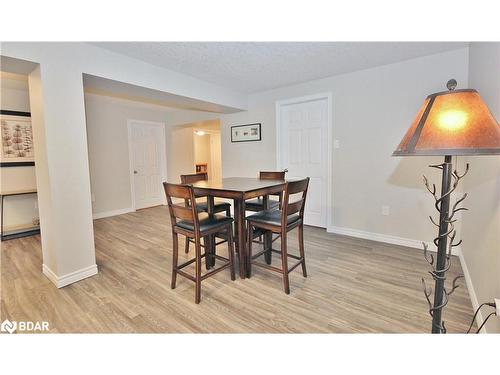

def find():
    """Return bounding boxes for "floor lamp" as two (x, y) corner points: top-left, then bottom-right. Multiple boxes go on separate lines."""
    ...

(393, 79), (500, 333)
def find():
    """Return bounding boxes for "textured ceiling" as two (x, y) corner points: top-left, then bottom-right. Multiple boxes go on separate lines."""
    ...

(90, 42), (468, 94)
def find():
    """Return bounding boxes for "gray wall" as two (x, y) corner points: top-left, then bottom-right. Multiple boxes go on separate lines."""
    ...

(220, 48), (470, 245)
(462, 42), (500, 333)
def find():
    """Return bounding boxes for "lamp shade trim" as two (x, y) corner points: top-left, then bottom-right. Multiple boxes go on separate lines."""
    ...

(426, 88), (476, 99)
(406, 95), (436, 152)
(393, 88), (500, 156)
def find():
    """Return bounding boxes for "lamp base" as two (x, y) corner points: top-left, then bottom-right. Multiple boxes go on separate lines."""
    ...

(422, 155), (468, 333)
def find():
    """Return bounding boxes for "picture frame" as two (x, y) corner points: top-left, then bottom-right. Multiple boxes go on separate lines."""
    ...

(231, 123), (261, 143)
(0, 110), (35, 166)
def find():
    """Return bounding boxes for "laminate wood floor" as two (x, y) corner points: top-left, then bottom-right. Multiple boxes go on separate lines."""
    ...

(1, 206), (474, 333)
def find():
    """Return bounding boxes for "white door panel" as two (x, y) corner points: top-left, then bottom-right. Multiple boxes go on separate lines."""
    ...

(279, 97), (328, 227)
(130, 121), (166, 210)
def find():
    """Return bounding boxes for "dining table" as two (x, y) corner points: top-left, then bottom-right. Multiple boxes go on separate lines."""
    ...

(191, 177), (286, 279)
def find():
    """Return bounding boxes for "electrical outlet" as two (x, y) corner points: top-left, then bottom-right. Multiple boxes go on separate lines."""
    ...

(334, 139), (340, 149)
(382, 205), (390, 216)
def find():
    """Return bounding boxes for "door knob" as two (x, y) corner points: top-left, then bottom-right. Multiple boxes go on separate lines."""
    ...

(134, 170), (138, 174)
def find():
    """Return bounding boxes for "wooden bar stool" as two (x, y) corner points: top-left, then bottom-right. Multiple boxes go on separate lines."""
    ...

(163, 182), (235, 304)
(245, 170), (286, 212)
(246, 178), (310, 294)
(246, 170), (286, 246)
(180, 173), (231, 216)
(181, 173), (231, 254)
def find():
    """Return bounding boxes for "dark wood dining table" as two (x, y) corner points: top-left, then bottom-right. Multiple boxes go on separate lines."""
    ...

(191, 177), (286, 278)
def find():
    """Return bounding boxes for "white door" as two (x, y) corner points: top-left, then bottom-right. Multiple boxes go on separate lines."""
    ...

(278, 95), (330, 227)
(128, 121), (167, 210)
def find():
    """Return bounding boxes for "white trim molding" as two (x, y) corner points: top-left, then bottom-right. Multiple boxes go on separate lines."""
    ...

(93, 207), (134, 220)
(457, 250), (485, 333)
(327, 225), (461, 256)
(42, 264), (98, 288)
(276, 92), (333, 229)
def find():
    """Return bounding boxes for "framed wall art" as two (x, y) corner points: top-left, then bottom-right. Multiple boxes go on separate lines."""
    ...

(0, 110), (35, 167)
(231, 123), (261, 143)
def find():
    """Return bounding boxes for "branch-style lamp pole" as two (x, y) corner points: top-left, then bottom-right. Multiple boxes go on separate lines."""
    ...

(393, 79), (500, 333)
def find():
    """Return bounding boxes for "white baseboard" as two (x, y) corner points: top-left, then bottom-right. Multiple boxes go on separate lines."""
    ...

(93, 207), (134, 220)
(42, 264), (98, 288)
(457, 250), (485, 333)
(327, 225), (460, 256)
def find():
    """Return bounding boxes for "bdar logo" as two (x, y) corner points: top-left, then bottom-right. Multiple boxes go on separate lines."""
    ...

(1, 319), (17, 334)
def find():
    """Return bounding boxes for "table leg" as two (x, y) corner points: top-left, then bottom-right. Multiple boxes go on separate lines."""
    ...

(205, 196), (216, 269)
(262, 195), (272, 265)
(234, 198), (247, 279)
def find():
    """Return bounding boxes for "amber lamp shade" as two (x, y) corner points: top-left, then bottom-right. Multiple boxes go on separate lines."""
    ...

(393, 89), (500, 156)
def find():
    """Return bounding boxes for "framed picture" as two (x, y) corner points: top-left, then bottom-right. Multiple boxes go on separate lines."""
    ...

(1, 110), (35, 166)
(231, 123), (262, 143)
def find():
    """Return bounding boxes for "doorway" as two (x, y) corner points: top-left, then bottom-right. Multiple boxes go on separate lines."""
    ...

(127, 120), (167, 210)
(276, 93), (332, 228)
(169, 119), (222, 182)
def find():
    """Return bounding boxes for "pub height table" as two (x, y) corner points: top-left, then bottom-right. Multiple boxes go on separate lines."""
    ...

(191, 177), (286, 278)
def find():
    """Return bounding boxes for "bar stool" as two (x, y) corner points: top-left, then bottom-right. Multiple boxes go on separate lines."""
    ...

(245, 170), (286, 212)
(181, 173), (231, 253)
(163, 182), (235, 304)
(246, 170), (287, 246)
(246, 178), (310, 294)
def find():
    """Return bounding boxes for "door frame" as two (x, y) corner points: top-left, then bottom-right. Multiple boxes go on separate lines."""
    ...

(127, 119), (168, 211)
(275, 92), (333, 228)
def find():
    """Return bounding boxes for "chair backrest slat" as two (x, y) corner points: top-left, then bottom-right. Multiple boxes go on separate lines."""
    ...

(180, 172), (208, 184)
(171, 204), (195, 221)
(286, 199), (304, 215)
(287, 178), (309, 195)
(163, 182), (198, 228)
(259, 171), (286, 180)
(282, 178), (310, 224)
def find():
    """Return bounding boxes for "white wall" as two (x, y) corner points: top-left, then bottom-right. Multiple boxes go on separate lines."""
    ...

(193, 133), (211, 173)
(461, 42), (500, 333)
(1, 43), (247, 112)
(1, 42), (247, 287)
(167, 126), (195, 183)
(209, 133), (222, 182)
(0, 73), (39, 230)
(220, 48), (469, 246)
(84, 93), (172, 216)
(85, 94), (225, 215)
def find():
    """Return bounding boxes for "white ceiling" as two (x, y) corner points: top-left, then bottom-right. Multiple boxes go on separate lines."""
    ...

(90, 42), (468, 94)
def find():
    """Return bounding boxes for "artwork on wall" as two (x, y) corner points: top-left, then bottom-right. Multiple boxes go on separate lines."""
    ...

(231, 123), (261, 143)
(0, 110), (35, 166)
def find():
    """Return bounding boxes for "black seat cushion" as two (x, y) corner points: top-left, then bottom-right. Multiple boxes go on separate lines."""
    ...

(246, 209), (299, 227)
(176, 213), (233, 233)
(245, 198), (280, 211)
(216, 224), (264, 240)
(196, 200), (231, 213)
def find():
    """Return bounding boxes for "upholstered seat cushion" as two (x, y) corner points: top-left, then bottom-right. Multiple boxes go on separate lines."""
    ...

(176, 213), (233, 233)
(245, 198), (280, 211)
(195, 200), (231, 213)
(246, 209), (300, 227)
(215, 223), (265, 240)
